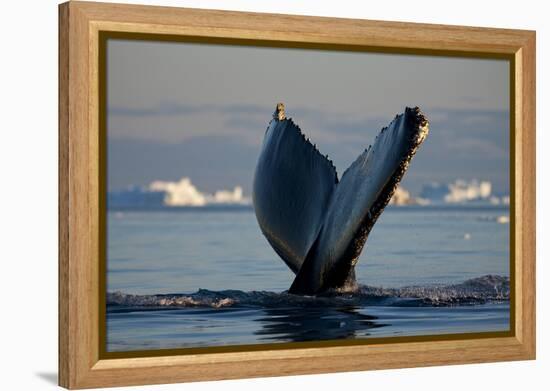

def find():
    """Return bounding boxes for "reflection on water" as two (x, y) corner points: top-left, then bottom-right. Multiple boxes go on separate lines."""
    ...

(254, 306), (385, 342)
(106, 301), (509, 352)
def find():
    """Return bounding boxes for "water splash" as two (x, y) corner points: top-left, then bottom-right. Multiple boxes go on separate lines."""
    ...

(356, 275), (509, 306)
(107, 275), (509, 310)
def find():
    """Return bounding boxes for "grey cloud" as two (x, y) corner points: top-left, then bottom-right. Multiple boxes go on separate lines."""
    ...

(108, 102), (271, 118)
(106, 39), (510, 195)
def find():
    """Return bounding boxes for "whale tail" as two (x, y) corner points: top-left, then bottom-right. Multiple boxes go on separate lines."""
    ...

(253, 105), (429, 294)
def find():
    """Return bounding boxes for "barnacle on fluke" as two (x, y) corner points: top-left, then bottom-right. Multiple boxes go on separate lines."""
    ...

(253, 104), (429, 295)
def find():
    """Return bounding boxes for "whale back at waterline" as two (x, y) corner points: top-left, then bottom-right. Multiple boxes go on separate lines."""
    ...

(252, 105), (429, 294)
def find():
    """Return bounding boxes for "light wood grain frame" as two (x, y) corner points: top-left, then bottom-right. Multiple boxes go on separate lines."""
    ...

(58, 1), (536, 389)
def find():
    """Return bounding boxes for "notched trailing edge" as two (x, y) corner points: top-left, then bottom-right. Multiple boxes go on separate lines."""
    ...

(283, 117), (339, 184)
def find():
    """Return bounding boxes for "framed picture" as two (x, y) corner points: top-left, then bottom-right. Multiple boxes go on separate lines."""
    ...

(58, 1), (536, 389)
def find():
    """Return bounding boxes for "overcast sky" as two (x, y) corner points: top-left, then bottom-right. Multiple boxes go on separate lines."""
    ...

(107, 39), (510, 195)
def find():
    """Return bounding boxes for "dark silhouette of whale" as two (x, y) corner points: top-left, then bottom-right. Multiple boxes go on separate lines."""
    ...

(253, 104), (429, 295)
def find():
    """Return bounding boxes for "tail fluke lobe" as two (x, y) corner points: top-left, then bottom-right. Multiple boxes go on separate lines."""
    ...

(252, 112), (338, 274)
(290, 107), (429, 294)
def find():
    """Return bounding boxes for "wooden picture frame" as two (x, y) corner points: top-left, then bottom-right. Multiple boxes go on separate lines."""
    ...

(58, 1), (536, 389)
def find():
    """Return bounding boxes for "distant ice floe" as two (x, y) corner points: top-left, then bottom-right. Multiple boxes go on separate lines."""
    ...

(489, 195), (510, 206)
(150, 178), (208, 206)
(477, 215), (510, 224)
(109, 177), (251, 208)
(388, 186), (429, 206)
(108, 177), (509, 209)
(390, 180), (509, 207)
(419, 179), (509, 205)
(150, 177), (249, 207)
(445, 179), (491, 203)
(496, 215), (510, 224)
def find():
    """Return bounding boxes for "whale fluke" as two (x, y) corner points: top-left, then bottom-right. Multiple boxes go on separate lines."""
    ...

(253, 105), (429, 294)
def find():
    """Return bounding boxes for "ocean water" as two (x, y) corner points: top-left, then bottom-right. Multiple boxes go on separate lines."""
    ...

(106, 205), (510, 352)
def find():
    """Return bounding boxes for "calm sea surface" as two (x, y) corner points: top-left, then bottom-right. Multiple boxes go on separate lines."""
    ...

(106, 205), (510, 352)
